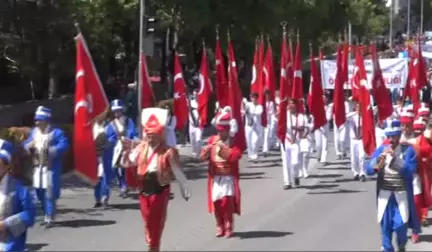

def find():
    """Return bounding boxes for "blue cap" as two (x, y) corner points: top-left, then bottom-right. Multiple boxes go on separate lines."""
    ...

(34, 106), (52, 122)
(384, 119), (402, 137)
(110, 99), (125, 112)
(0, 139), (14, 165)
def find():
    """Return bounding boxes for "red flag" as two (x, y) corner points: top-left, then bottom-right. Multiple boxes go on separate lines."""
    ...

(370, 44), (393, 121)
(354, 47), (376, 155)
(407, 39), (428, 111)
(287, 38), (294, 97)
(215, 35), (228, 108)
(250, 41), (260, 94)
(257, 38), (265, 97)
(173, 54), (188, 130)
(74, 33), (109, 184)
(350, 45), (361, 102)
(277, 30), (288, 145)
(333, 44), (347, 128)
(197, 45), (212, 127)
(227, 39), (247, 152)
(260, 43), (276, 128)
(307, 52), (327, 130)
(138, 52), (154, 110)
(291, 37), (304, 112)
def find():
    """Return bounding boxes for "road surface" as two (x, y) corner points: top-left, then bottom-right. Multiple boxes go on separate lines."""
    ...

(26, 138), (432, 251)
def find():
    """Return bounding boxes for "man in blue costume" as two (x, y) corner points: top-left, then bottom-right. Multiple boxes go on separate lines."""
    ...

(365, 119), (421, 252)
(106, 99), (138, 198)
(23, 106), (69, 228)
(0, 139), (36, 251)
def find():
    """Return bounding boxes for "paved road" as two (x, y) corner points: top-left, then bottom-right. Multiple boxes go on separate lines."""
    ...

(26, 138), (432, 251)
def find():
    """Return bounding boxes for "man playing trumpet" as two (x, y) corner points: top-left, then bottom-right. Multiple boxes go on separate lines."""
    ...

(201, 108), (242, 238)
(365, 119), (420, 252)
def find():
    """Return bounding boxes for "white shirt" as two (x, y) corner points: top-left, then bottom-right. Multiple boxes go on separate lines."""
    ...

(189, 99), (200, 127)
(348, 112), (362, 139)
(244, 102), (263, 127)
(375, 127), (386, 147)
(265, 100), (276, 123)
(113, 118), (126, 134)
(286, 112), (306, 143)
(211, 140), (234, 202)
(0, 174), (8, 209)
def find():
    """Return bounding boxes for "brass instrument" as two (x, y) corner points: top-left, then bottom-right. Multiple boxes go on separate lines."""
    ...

(376, 145), (394, 170)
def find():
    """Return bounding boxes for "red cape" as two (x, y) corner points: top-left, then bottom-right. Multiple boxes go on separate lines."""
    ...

(412, 136), (432, 208)
(206, 135), (241, 215)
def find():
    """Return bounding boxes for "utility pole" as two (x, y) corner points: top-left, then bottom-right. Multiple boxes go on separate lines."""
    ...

(421, 0), (424, 34)
(137, 0), (145, 137)
(407, 0), (411, 39)
(389, 0), (393, 48)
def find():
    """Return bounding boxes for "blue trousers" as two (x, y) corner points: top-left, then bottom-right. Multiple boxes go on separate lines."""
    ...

(94, 176), (110, 202)
(35, 188), (56, 218)
(114, 167), (127, 192)
(381, 223), (408, 252)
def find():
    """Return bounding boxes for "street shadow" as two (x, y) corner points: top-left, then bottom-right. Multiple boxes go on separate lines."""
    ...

(26, 243), (49, 251)
(240, 172), (265, 177)
(418, 234), (432, 243)
(327, 161), (350, 165)
(61, 174), (93, 189)
(258, 158), (282, 163)
(183, 168), (208, 180)
(129, 193), (175, 201)
(233, 231), (293, 239)
(247, 163), (278, 169)
(318, 167), (349, 171)
(56, 219), (116, 228)
(109, 203), (140, 210)
(307, 189), (364, 195)
(301, 184), (339, 190)
(240, 176), (268, 180)
(56, 207), (103, 217)
(307, 174), (343, 179)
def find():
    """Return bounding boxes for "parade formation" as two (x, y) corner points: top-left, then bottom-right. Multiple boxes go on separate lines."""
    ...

(2, 6), (432, 252)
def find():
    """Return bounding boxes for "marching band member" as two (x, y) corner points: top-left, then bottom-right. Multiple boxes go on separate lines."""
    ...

(348, 101), (366, 182)
(121, 107), (191, 252)
(262, 90), (276, 157)
(400, 108), (415, 145)
(333, 97), (350, 159)
(299, 114), (312, 178)
(106, 99), (138, 198)
(162, 103), (177, 148)
(92, 112), (112, 208)
(188, 89), (202, 159)
(282, 99), (306, 189)
(391, 96), (404, 119)
(23, 106), (69, 228)
(316, 95), (332, 164)
(0, 139), (36, 251)
(365, 119), (420, 252)
(244, 93), (263, 162)
(201, 110), (241, 238)
(409, 117), (432, 233)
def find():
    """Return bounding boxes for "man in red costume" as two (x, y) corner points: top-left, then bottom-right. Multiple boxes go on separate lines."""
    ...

(201, 109), (242, 238)
(121, 107), (191, 252)
(409, 116), (432, 233)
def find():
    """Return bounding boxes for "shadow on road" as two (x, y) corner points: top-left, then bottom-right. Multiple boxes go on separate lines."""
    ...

(26, 243), (48, 251)
(233, 231), (293, 239)
(56, 219), (116, 228)
(110, 203), (140, 210)
(307, 174), (343, 179)
(56, 207), (103, 217)
(301, 184), (339, 190)
(247, 163), (279, 169)
(307, 189), (364, 195)
(318, 166), (349, 171)
(258, 157), (282, 163)
(419, 234), (432, 243)
(183, 168), (208, 180)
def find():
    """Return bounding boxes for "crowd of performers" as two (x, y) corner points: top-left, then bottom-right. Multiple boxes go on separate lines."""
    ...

(1, 86), (432, 251)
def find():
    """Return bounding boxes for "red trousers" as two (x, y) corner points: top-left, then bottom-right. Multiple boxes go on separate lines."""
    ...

(214, 196), (234, 232)
(414, 194), (428, 223)
(139, 187), (170, 252)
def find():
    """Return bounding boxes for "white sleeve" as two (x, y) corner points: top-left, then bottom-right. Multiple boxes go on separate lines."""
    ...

(166, 116), (176, 130)
(169, 155), (189, 190)
(253, 105), (263, 116)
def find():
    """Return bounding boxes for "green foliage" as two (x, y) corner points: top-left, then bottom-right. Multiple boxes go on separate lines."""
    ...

(0, 0), (390, 98)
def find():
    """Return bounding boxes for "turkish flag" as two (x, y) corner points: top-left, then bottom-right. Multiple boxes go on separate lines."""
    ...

(74, 33), (109, 184)
(354, 47), (376, 155)
(173, 54), (188, 130)
(370, 44), (393, 121)
(291, 39), (304, 112)
(277, 31), (288, 146)
(227, 40), (247, 152)
(215, 37), (228, 108)
(307, 53), (327, 130)
(197, 46), (212, 127)
(138, 52), (154, 111)
(260, 44), (276, 128)
(333, 44), (347, 128)
(350, 45), (361, 102)
(406, 38), (428, 111)
(287, 39), (294, 97)
(250, 42), (260, 95)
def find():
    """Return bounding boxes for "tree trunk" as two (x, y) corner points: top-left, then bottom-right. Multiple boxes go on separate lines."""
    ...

(48, 61), (58, 99)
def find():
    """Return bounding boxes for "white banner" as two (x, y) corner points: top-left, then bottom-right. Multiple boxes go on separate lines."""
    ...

(320, 58), (408, 89)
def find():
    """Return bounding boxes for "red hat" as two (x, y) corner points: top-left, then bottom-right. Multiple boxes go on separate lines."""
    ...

(400, 108), (415, 125)
(414, 116), (426, 131)
(418, 105), (430, 117)
(215, 112), (231, 132)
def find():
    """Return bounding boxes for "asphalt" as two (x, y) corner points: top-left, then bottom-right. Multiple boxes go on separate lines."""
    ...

(25, 135), (432, 251)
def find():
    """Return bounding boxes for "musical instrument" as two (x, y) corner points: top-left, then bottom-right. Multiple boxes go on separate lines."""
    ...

(376, 146), (394, 170)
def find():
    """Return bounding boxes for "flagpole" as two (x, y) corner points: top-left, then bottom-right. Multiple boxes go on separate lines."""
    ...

(138, 0), (145, 138)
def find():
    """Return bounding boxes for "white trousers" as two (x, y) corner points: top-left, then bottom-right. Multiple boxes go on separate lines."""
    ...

(281, 141), (301, 186)
(350, 139), (365, 176)
(262, 122), (276, 153)
(316, 124), (329, 162)
(333, 122), (349, 156)
(189, 125), (202, 157)
(300, 152), (310, 177)
(245, 125), (262, 160)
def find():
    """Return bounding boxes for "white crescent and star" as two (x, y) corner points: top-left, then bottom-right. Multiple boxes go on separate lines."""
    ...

(251, 65), (257, 85)
(74, 70), (93, 115)
(198, 73), (205, 95)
